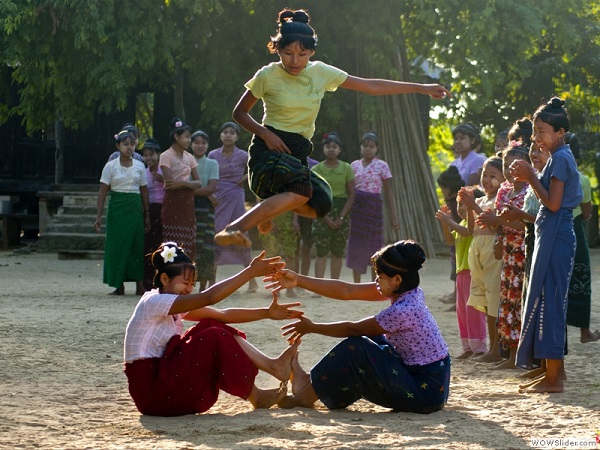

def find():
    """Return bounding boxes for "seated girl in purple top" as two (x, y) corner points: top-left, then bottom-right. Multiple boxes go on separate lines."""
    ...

(267, 240), (450, 413)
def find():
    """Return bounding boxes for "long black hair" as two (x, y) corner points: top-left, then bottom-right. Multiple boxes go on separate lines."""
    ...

(371, 240), (427, 295)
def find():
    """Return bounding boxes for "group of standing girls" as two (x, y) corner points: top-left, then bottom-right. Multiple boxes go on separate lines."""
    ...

(436, 97), (597, 394)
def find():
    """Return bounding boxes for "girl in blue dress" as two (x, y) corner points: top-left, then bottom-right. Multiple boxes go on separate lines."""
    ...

(510, 98), (583, 393)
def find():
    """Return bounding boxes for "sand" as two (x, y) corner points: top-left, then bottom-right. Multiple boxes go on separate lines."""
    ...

(1, 248), (599, 449)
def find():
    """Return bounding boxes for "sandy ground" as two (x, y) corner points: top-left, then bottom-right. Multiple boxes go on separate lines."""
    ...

(1, 247), (599, 450)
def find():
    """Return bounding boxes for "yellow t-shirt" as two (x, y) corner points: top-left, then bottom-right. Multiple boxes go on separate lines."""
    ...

(245, 61), (348, 139)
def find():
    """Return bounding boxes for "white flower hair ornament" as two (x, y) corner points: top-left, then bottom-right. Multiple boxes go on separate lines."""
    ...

(175, 121), (183, 128)
(160, 245), (178, 264)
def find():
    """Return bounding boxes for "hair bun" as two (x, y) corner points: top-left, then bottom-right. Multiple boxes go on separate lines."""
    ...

(278, 9), (309, 25)
(292, 10), (309, 23)
(170, 117), (186, 131)
(548, 97), (565, 109)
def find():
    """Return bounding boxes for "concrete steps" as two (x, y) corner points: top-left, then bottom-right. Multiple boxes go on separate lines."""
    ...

(36, 190), (106, 257)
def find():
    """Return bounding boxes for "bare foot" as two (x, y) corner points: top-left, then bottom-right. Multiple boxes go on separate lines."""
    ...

(249, 382), (288, 409)
(271, 341), (300, 382)
(246, 279), (258, 294)
(517, 367), (546, 379)
(285, 288), (298, 298)
(474, 351), (505, 363)
(214, 229), (252, 247)
(446, 304), (456, 312)
(456, 351), (473, 360)
(494, 358), (518, 370)
(289, 353), (317, 408)
(257, 220), (274, 234)
(439, 292), (456, 304)
(581, 329), (600, 343)
(469, 352), (485, 359)
(109, 285), (125, 295)
(518, 376), (564, 394)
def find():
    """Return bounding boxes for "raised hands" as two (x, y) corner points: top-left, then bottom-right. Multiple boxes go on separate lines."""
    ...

(281, 316), (314, 343)
(263, 268), (298, 294)
(267, 291), (304, 320)
(248, 251), (286, 278)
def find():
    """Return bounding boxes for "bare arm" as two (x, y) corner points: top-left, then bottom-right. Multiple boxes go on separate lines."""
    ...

(232, 90), (291, 154)
(194, 178), (218, 197)
(264, 269), (387, 301)
(168, 252), (283, 315)
(510, 159), (564, 213)
(340, 76), (450, 99)
(581, 201), (592, 220)
(94, 183), (110, 232)
(281, 315), (386, 342)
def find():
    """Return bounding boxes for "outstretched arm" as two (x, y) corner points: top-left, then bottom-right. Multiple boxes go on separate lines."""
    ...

(340, 76), (450, 99)
(168, 251), (284, 315)
(184, 291), (303, 322)
(281, 315), (386, 342)
(264, 269), (387, 301)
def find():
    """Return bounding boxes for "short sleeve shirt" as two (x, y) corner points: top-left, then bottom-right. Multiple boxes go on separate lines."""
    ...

(311, 161), (354, 198)
(450, 151), (487, 186)
(99, 158), (147, 193)
(351, 158), (392, 194)
(146, 167), (165, 204)
(159, 148), (198, 181)
(375, 287), (449, 366)
(539, 145), (583, 211)
(452, 219), (472, 272)
(573, 173), (591, 218)
(124, 290), (185, 362)
(194, 156), (219, 187)
(245, 61), (348, 139)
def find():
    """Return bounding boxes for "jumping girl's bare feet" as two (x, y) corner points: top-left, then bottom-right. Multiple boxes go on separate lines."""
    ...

(214, 229), (252, 247)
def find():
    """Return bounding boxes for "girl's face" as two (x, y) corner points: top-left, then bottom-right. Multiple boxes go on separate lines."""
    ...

(220, 127), (239, 147)
(116, 137), (135, 159)
(322, 142), (341, 160)
(502, 154), (519, 183)
(174, 130), (191, 151)
(375, 270), (401, 298)
(360, 139), (378, 160)
(142, 148), (159, 168)
(278, 41), (314, 76)
(529, 143), (550, 172)
(532, 117), (565, 154)
(480, 163), (504, 197)
(161, 270), (196, 295)
(191, 136), (209, 158)
(453, 132), (474, 157)
(495, 136), (508, 154)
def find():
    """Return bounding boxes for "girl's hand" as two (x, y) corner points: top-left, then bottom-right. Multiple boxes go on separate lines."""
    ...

(421, 83), (451, 99)
(509, 160), (535, 183)
(153, 173), (164, 183)
(475, 209), (500, 228)
(458, 187), (476, 208)
(93, 219), (102, 233)
(267, 291), (304, 320)
(261, 129), (291, 154)
(208, 194), (219, 208)
(435, 208), (451, 224)
(163, 180), (182, 190)
(264, 269), (298, 294)
(248, 251), (285, 278)
(325, 216), (337, 229)
(281, 316), (314, 343)
(498, 204), (522, 223)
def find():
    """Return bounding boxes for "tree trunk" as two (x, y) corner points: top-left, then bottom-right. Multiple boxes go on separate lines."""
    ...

(54, 118), (64, 185)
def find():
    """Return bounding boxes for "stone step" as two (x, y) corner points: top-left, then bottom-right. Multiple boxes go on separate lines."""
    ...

(49, 214), (99, 224)
(62, 195), (99, 207)
(45, 222), (103, 234)
(58, 205), (104, 216)
(57, 249), (104, 260)
(36, 232), (105, 252)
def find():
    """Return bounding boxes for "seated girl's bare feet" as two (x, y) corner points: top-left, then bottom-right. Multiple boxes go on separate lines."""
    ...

(518, 376), (564, 394)
(456, 351), (473, 360)
(581, 329), (600, 343)
(288, 353), (317, 408)
(214, 229), (252, 247)
(271, 341), (300, 382)
(249, 382), (288, 409)
(257, 220), (274, 234)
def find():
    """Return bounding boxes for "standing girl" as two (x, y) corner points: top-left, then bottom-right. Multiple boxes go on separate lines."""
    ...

(191, 130), (219, 291)
(214, 8), (449, 248)
(159, 118), (202, 260)
(476, 144), (530, 369)
(311, 132), (355, 280)
(512, 98), (583, 393)
(208, 122), (259, 293)
(458, 157), (505, 362)
(141, 138), (165, 291)
(124, 243), (303, 416)
(95, 130), (149, 295)
(436, 190), (487, 359)
(346, 132), (400, 282)
(270, 240), (450, 413)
